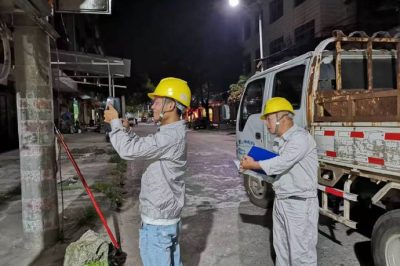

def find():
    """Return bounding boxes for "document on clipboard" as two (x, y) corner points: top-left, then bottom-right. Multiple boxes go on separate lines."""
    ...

(233, 159), (276, 183)
(233, 146), (278, 183)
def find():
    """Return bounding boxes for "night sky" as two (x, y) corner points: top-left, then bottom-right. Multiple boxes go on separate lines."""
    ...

(98, 0), (244, 97)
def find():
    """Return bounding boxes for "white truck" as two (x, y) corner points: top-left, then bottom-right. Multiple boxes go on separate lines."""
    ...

(236, 30), (400, 266)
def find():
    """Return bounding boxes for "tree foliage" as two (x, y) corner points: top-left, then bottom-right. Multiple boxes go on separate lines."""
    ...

(228, 75), (248, 105)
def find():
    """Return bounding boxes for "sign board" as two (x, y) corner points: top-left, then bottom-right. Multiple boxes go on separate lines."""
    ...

(56, 0), (112, 14)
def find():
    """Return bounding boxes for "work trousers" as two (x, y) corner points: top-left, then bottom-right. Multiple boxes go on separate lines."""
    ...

(273, 196), (319, 266)
(139, 221), (183, 266)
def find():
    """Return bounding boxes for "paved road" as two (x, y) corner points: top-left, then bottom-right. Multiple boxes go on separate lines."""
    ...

(121, 124), (373, 266)
(0, 124), (373, 265)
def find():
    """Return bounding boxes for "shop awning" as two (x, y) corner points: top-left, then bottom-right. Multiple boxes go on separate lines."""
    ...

(52, 69), (78, 93)
(50, 50), (131, 77)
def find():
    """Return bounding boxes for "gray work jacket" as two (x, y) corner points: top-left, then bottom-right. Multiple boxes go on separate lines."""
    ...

(259, 124), (318, 199)
(110, 119), (187, 222)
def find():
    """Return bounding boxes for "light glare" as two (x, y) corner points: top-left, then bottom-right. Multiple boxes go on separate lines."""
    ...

(229, 0), (240, 7)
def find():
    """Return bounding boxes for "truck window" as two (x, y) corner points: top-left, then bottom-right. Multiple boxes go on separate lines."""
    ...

(238, 79), (265, 131)
(372, 58), (396, 89)
(272, 65), (305, 109)
(341, 58), (396, 90)
(319, 61), (336, 90)
(341, 59), (367, 89)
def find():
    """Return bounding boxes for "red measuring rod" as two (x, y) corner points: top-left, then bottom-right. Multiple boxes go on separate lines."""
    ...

(55, 127), (120, 249)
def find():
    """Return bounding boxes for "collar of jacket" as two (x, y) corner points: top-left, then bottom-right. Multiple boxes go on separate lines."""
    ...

(280, 123), (298, 141)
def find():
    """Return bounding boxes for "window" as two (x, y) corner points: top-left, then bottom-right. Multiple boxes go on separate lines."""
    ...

(269, 0), (283, 24)
(294, 0), (306, 7)
(341, 59), (366, 89)
(319, 59), (336, 90)
(243, 19), (251, 41)
(272, 65), (305, 109)
(221, 104), (230, 120)
(340, 57), (396, 90)
(270, 36), (284, 54)
(373, 58), (396, 89)
(294, 20), (314, 45)
(239, 79), (265, 131)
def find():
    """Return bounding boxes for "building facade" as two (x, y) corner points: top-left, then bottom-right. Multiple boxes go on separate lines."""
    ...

(241, 0), (399, 75)
(0, 7), (130, 151)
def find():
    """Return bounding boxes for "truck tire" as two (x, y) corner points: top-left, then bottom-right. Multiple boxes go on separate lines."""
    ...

(244, 174), (274, 209)
(371, 209), (400, 266)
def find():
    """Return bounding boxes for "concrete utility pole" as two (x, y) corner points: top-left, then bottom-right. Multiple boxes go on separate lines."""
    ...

(13, 15), (59, 250)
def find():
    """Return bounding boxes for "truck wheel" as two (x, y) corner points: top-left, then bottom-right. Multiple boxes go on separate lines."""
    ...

(371, 209), (400, 266)
(244, 174), (274, 209)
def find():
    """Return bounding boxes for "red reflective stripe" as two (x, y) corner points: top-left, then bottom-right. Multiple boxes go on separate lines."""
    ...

(324, 130), (335, 136)
(326, 151), (337, 157)
(368, 157), (385, 165)
(385, 133), (400, 141)
(350, 131), (364, 138)
(325, 187), (344, 198)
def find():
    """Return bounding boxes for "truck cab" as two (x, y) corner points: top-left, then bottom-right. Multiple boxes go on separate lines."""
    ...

(236, 31), (400, 266)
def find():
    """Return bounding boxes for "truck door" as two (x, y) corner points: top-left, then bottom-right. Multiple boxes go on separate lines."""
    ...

(237, 78), (274, 208)
(265, 62), (309, 146)
(236, 78), (265, 159)
(237, 61), (310, 209)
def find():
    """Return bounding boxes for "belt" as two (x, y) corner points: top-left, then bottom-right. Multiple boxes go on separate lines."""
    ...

(286, 196), (307, 201)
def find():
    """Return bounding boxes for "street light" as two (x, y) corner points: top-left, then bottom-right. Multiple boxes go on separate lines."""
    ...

(229, 0), (264, 71)
(229, 0), (239, 7)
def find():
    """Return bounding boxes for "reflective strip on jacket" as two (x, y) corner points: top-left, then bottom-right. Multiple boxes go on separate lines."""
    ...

(110, 119), (187, 220)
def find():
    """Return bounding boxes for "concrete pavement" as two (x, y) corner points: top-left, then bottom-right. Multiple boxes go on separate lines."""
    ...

(0, 123), (238, 266)
(0, 123), (210, 265)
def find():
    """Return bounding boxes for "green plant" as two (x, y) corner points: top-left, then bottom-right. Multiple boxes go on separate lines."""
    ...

(91, 182), (123, 209)
(228, 75), (248, 104)
(116, 160), (127, 174)
(58, 182), (82, 191)
(83, 261), (108, 266)
(108, 153), (122, 163)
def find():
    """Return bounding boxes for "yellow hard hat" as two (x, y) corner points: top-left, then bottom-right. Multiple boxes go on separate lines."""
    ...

(148, 77), (191, 107)
(260, 97), (294, 119)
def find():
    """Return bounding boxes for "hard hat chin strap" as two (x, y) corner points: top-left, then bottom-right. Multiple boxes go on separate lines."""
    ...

(159, 97), (176, 121)
(159, 98), (167, 121)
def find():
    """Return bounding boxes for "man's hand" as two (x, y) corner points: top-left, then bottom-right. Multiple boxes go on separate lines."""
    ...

(122, 118), (130, 129)
(240, 155), (261, 171)
(104, 105), (118, 123)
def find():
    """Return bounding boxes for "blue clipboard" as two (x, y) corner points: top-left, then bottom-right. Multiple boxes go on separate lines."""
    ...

(247, 146), (278, 161)
(247, 146), (278, 175)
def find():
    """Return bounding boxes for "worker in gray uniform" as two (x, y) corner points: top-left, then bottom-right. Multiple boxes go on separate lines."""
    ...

(104, 77), (191, 266)
(240, 97), (319, 266)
